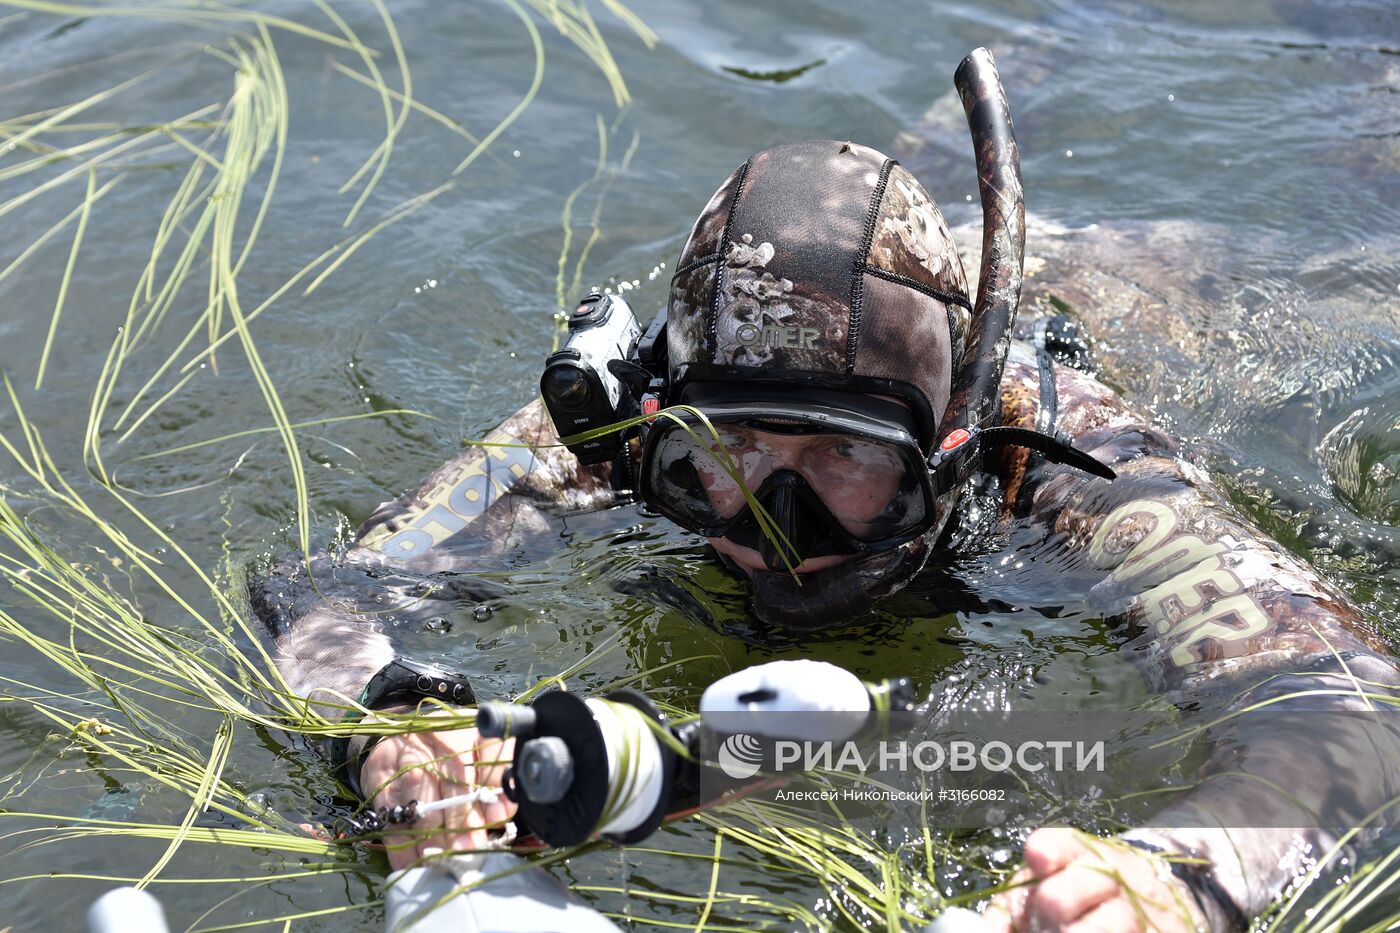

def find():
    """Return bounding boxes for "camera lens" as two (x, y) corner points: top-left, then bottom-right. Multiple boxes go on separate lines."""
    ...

(542, 365), (592, 413)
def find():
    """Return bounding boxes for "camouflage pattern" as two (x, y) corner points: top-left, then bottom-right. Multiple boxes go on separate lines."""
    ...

(666, 139), (969, 444)
(712, 231), (835, 372)
(353, 399), (615, 572)
(248, 398), (618, 696)
(866, 163), (970, 367)
(666, 162), (744, 370)
(990, 337), (1400, 927)
(946, 48), (1025, 436)
(868, 164), (965, 287)
(665, 263), (710, 373)
(679, 162), (745, 266)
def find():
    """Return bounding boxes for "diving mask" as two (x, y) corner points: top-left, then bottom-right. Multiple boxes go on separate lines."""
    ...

(639, 386), (940, 570)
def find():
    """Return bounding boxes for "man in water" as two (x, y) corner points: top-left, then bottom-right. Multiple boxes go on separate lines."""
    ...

(252, 127), (1400, 932)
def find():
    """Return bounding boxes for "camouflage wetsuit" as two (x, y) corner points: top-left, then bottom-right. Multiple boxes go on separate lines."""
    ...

(250, 224), (1400, 928)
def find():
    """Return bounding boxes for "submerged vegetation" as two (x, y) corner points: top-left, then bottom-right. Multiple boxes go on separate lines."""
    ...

(0, 1), (1396, 931)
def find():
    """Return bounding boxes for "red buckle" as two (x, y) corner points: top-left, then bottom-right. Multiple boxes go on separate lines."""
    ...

(940, 428), (971, 451)
(642, 395), (660, 421)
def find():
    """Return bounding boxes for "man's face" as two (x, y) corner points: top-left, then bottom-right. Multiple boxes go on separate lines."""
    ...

(689, 424), (907, 575)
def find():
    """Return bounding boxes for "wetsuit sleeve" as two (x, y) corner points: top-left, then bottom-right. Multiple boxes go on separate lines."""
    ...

(265, 398), (621, 717)
(998, 352), (1400, 927)
(350, 398), (618, 568)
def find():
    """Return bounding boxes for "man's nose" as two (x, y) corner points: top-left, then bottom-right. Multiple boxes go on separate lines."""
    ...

(739, 440), (802, 483)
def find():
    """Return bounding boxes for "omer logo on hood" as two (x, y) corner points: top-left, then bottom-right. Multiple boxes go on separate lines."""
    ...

(724, 233), (826, 352)
(735, 322), (820, 349)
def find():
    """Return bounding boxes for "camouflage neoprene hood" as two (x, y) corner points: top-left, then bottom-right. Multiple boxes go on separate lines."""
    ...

(665, 140), (972, 451)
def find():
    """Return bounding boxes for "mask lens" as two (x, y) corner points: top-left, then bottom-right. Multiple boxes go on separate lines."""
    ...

(643, 418), (927, 544)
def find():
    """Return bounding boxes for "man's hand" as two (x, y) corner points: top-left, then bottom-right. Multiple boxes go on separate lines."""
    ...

(359, 713), (516, 871)
(981, 828), (1206, 932)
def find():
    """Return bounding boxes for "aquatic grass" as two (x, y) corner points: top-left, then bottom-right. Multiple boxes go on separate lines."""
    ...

(139, 717), (234, 888)
(695, 801), (943, 930)
(0, 414), (299, 726)
(34, 166), (95, 389)
(568, 128), (640, 303)
(555, 114), (611, 322)
(0, 172), (120, 289)
(453, 0), (543, 178)
(127, 410), (434, 462)
(299, 180), (457, 299)
(0, 102), (218, 224)
(0, 0), (369, 52)
(0, 67), (161, 178)
(38, 0), (660, 471)
(113, 175), (458, 433)
(1291, 842), (1400, 931)
(553, 106), (642, 332)
(524, 0), (656, 107)
(330, 61), (507, 170)
(311, 0), (407, 228)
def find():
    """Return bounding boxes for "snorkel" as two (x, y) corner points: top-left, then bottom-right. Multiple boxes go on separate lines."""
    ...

(926, 53), (1110, 516)
(946, 48), (1026, 440)
(913, 45), (1032, 529)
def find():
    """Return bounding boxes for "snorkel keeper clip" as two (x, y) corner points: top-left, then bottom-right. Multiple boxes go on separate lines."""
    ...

(929, 424), (1116, 496)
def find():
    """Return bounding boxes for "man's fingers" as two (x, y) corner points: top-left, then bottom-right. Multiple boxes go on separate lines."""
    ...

(393, 746), (435, 810)
(360, 738), (401, 801)
(978, 899), (1014, 933)
(383, 833), (417, 872)
(356, 724), (516, 863)
(477, 736), (516, 833)
(1024, 827), (1093, 878)
(476, 737), (511, 777)
(459, 766), (491, 851)
(376, 740), (440, 870)
(480, 794), (515, 835)
(1028, 862), (1123, 927)
(1062, 896), (1141, 933)
(981, 866), (1035, 933)
(404, 753), (448, 867)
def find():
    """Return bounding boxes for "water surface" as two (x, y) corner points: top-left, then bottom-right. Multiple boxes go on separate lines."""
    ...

(0, 0), (1395, 928)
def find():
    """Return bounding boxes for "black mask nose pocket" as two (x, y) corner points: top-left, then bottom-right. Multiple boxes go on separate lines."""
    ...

(757, 472), (802, 571)
(726, 470), (852, 570)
